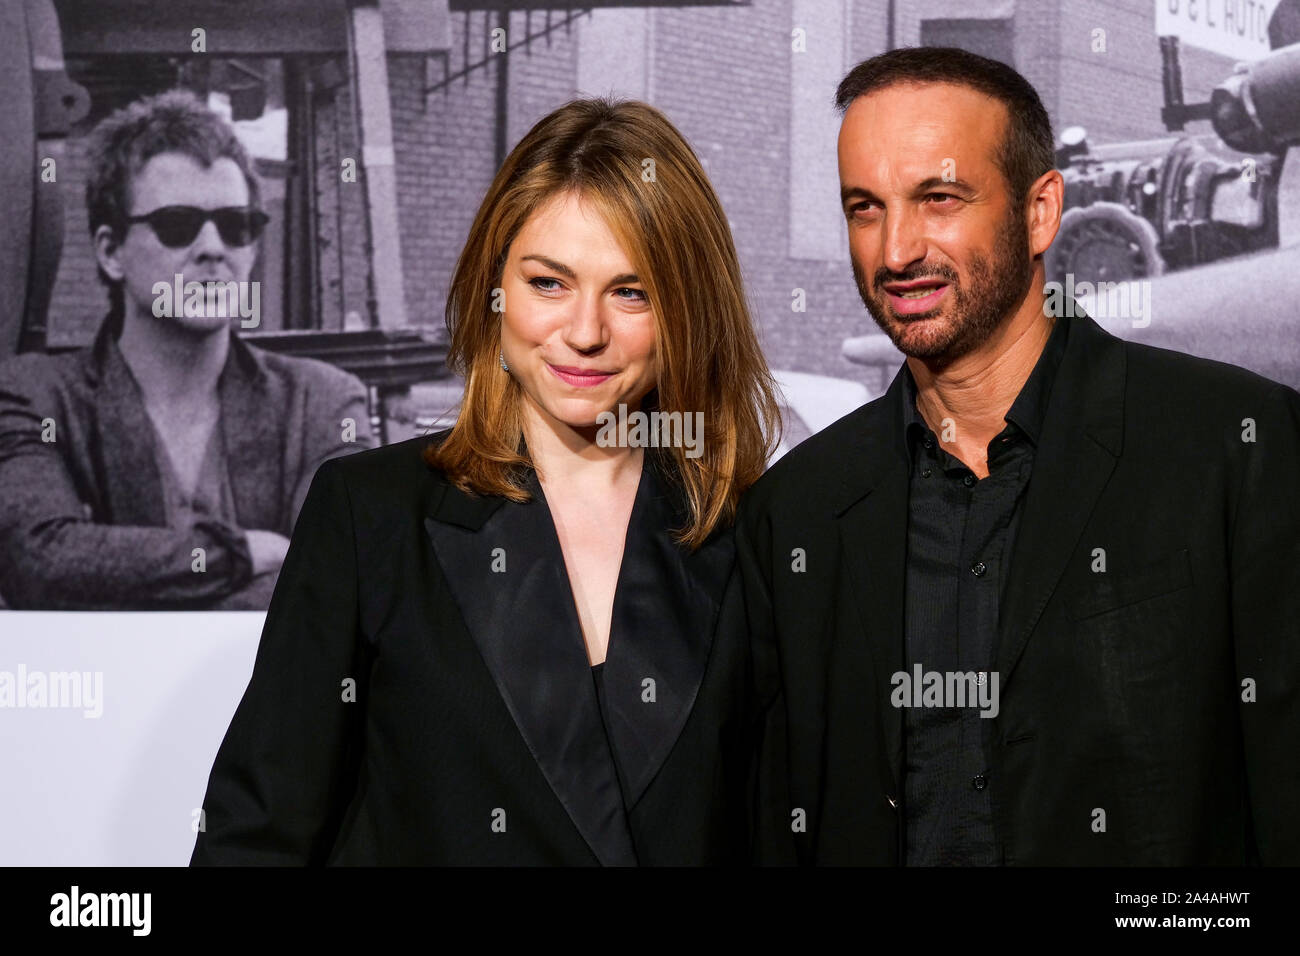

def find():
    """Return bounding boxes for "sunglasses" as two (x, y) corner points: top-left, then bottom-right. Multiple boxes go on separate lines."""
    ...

(125, 205), (269, 248)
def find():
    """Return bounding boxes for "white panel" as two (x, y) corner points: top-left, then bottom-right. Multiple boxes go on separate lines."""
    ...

(0, 612), (264, 865)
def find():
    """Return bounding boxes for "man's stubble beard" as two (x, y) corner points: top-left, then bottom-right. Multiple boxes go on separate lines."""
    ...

(852, 203), (1034, 366)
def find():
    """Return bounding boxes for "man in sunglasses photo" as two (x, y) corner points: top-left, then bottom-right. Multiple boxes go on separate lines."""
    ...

(0, 90), (373, 610)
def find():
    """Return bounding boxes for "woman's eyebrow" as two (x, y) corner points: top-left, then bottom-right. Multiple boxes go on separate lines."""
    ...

(521, 254), (639, 286)
(521, 254), (576, 279)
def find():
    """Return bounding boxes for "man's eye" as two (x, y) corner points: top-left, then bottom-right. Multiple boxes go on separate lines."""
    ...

(925, 193), (957, 203)
(849, 203), (878, 217)
(528, 277), (562, 292)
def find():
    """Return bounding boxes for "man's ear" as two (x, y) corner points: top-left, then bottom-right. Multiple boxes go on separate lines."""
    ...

(1026, 169), (1065, 259)
(93, 224), (125, 282)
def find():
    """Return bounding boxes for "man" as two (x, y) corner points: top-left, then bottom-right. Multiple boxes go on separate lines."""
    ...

(0, 90), (373, 610)
(741, 47), (1300, 864)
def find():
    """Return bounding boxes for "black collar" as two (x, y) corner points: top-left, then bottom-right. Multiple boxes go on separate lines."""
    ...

(901, 311), (1070, 454)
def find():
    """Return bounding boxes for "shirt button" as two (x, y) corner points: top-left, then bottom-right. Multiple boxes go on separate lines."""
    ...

(963, 474), (976, 486)
(971, 561), (987, 577)
(921, 468), (932, 478)
(923, 435), (935, 449)
(886, 794), (898, 809)
(973, 774), (988, 790)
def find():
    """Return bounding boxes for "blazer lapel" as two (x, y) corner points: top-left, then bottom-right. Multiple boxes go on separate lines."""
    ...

(831, 365), (913, 796)
(597, 458), (735, 810)
(994, 312), (1125, 688)
(87, 316), (167, 526)
(219, 333), (284, 532)
(423, 469), (638, 866)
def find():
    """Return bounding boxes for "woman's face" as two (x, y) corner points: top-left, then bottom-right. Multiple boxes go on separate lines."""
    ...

(499, 190), (658, 438)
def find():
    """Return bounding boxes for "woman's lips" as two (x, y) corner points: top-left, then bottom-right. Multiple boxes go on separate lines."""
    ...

(547, 364), (615, 387)
(885, 283), (949, 316)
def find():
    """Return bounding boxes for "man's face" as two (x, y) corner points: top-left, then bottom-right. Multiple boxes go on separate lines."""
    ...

(838, 82), (1034, 364)
(98, 152), (258, 335)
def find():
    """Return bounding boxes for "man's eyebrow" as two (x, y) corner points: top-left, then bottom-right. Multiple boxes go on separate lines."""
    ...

(914, 176), (977, 197)
(841, 178), (980, 208)
(841, 185), (883, 207)
(520, 254), (639, 286)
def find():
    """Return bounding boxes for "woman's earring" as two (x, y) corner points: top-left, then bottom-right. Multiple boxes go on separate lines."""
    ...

(499, 350), (509, 372)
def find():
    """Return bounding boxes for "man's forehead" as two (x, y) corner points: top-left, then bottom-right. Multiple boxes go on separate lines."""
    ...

(132, 151), (244, 181)
(839, 81), (1007, 176)
(129, 152), (250, 206)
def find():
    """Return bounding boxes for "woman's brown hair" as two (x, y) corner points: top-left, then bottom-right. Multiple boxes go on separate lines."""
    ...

(424, 97), (782, 549)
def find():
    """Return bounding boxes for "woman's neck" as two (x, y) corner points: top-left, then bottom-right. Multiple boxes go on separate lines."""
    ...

(521, 400), (645, 491)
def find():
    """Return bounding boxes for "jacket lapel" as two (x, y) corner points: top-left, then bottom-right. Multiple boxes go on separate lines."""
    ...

(218, 333), (284, 532)
(831, 366), (913, 796)
(597, 458), (734, 810)
(422, 466), (639, 866)
(994, 312), (1125, 688)
(86, 314), (166, 526)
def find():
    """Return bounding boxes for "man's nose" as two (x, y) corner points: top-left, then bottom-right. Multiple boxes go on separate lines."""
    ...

(881, 209), (928, 275)
(190, 219), (228, 260)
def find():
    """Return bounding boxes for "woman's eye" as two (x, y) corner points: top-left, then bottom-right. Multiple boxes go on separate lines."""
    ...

(528, 277), (562, 293)
(614, 287), (647, 302)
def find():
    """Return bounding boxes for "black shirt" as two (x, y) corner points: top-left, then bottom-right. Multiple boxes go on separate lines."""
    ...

(899, 314), (1068, 865)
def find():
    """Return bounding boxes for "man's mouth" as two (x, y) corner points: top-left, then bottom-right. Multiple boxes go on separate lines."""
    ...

(882, 279), (950, 314)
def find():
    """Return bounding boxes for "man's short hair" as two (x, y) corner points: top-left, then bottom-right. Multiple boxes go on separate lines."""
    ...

(85, 88), (262, 241)
(835, 47), (1055, 204)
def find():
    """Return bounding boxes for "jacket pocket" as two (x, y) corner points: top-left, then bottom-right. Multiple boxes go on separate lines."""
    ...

(1066, 548), (1193, 622)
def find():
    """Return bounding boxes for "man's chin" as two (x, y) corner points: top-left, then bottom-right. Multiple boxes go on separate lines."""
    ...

(870, 307), (955, 357)
(169, 313), (235, 336)
(894, 336), (955, 361)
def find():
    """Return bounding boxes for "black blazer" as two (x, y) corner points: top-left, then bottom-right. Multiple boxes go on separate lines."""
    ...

(739, 310), (1300, 865)
(191, 436), (758, 865)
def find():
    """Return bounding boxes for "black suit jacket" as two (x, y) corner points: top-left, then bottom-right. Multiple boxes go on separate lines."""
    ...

(191, 435), (758, 865)
(739, 310), (1300, 865)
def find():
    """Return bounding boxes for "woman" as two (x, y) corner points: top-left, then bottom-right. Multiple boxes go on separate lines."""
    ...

(190, 97), (781, 865)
